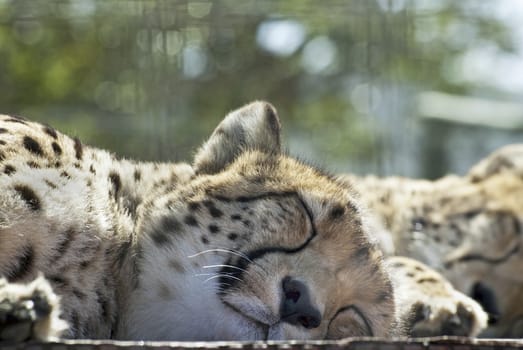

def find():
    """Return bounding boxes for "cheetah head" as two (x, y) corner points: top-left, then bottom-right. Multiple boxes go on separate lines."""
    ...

(127, 102), (396, 341)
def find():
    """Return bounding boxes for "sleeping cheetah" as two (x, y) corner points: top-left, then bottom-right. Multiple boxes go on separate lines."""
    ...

(344, 144), (523, 338)
(0, 102), (400, 341)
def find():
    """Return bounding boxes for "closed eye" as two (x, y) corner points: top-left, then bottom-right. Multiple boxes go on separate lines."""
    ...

(444, 242), (519, 268)
(328, 305), (373, 337)
(243, 195), (316, 261)
(218, 193), (317, 292)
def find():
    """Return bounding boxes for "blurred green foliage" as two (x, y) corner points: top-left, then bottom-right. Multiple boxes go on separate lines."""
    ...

(0, 0), (520, 177)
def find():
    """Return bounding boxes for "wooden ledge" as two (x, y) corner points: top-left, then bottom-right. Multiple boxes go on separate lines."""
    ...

(3, 337), (523, 350)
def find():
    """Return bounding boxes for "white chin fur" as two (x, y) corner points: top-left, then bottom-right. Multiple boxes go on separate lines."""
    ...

(122, 288), (267, 341)
(120, 241), (269, 341)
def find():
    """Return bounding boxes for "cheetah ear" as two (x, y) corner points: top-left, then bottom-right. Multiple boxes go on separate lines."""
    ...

(193, 101), (282, 174)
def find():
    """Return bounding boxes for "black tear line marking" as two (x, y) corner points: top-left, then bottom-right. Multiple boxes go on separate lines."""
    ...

(327, 305), (374, 337)
(218, 192), (317, 292)
(444, 243), (519, 268)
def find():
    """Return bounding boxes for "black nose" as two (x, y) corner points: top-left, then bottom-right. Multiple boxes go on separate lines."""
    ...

(280, 277), (321, 329)
(471, 282), (500, 325)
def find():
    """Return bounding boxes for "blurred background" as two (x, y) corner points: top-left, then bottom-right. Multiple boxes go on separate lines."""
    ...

(1, 0), (523, 178)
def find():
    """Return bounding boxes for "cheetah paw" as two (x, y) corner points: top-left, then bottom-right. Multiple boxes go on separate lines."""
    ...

(0, 276), (68, 342)
(406, 300), (487, 337)
(388, 256), (488, 337)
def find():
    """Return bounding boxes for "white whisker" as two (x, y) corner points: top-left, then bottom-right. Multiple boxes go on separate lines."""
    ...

(202, 264), (248, 272)
(194, 273), (218, 277)
(188, 247), (269, 290)
(204, 274), (243, 284)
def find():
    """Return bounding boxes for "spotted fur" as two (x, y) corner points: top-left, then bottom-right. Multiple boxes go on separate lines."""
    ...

(344, 144), (523, 337)
(387, 256), (487, 337)
(0, 102), (395, 341)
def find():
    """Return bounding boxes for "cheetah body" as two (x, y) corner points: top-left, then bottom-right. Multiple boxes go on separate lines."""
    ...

(345, 145), (523, 337)
(0, 103), (396, 341)
(0, 113), (195, 339)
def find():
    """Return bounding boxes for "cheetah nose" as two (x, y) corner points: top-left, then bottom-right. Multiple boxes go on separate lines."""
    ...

(280, 276), (321, 329)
